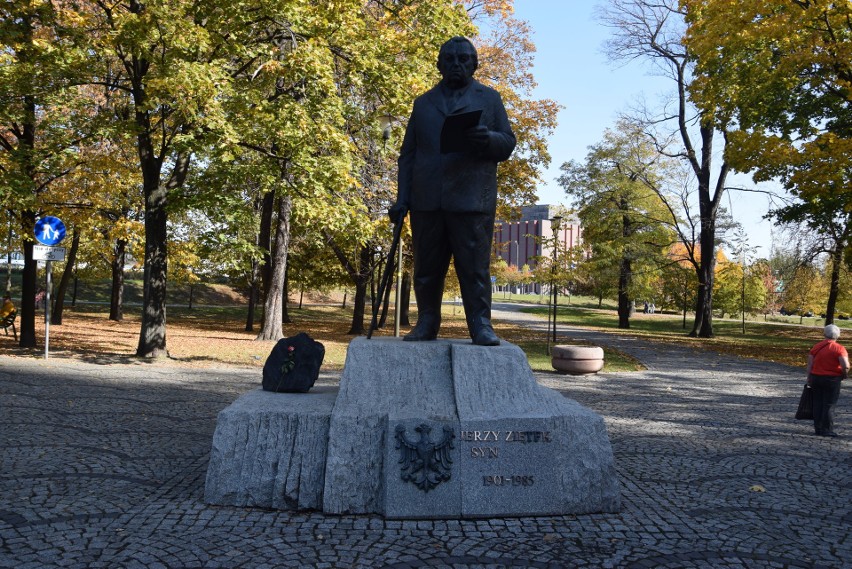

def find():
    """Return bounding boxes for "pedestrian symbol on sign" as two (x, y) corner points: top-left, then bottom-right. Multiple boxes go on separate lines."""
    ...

(34, 216), (66, 246)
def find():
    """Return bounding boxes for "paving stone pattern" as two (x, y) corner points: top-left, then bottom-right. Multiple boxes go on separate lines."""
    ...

(1, 312), (851, 568)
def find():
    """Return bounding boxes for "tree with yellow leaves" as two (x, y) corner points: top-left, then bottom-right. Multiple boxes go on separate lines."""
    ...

(782, 264), (829, 324)
(0, 1), (101, 347)
(684, 0), (852, 323)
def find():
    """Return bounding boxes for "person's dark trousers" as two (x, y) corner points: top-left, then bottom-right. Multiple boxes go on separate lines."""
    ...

(410, 210), (494, 338)
(810, 374), (842, 435)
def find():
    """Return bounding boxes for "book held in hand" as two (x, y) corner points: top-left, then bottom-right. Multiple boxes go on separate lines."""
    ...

(440, 110), (483, 154)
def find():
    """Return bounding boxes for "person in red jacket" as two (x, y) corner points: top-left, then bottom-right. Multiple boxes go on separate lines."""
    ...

(806, 324), (849, 437)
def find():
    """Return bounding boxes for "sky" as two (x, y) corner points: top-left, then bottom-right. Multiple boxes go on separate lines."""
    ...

(508, 0), (781, 257)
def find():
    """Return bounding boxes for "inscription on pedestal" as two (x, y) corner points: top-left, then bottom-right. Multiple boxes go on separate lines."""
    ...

(457, 420), (566, 517)
(460, 428), (554, 490)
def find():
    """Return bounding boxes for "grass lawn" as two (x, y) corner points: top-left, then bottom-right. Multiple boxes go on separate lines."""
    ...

(0, 294), (642, 373)
(0, 274), (824, 372)
(522, 304), (824, 369)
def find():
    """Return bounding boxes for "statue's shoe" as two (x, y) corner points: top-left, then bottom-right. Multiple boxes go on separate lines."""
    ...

(472, 326), (500, 346)
(403, 324), (438, 342)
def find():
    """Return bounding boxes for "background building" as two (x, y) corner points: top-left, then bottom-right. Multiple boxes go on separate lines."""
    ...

(493, 205), (582, 269)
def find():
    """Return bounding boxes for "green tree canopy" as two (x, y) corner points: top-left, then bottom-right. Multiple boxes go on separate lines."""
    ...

(559, 122), (677, 328)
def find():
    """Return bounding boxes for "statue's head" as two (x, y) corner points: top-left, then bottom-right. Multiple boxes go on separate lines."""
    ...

(437, 36), (478, 89)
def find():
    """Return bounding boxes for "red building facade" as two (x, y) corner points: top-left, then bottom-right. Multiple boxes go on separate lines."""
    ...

(493, 205), (582, 269)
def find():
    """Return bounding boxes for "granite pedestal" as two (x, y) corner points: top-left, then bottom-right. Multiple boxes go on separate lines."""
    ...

(205, 338), (621, 518)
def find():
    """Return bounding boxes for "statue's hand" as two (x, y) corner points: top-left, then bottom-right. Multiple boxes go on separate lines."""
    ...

(465, 125), (490, 151)
(388, 202), (409, 224)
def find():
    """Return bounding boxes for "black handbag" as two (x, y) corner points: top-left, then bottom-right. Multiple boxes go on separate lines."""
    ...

(795, 384), (814, 420)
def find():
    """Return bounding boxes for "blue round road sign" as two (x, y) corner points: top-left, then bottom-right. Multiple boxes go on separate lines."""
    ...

(34, 216), (66, 246)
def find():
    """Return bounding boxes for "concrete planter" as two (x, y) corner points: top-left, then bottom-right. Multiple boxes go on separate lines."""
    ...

(552, 345), (604, 375)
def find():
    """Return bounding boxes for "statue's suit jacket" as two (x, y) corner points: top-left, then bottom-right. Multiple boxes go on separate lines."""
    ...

(397, 79), (516, 213)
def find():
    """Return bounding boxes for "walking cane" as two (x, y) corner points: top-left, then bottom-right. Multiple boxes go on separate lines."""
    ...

(367, 209), (406, 339)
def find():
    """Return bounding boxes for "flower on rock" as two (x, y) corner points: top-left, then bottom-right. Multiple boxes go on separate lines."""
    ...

(281, 345), (297, 375)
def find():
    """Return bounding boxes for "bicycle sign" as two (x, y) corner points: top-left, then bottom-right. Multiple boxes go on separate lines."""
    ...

(32, 244), (66, 262)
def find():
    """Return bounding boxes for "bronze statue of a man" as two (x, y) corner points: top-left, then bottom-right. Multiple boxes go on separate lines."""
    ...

(389, 36), (516, 346)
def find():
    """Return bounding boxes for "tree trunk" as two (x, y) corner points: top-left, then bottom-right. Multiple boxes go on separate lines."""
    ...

(19, 213), (37, 348)
(686, 123), (725, 338)
(617, 256), (631, 329)
(281, 262), (292, 324)
(131, 51), (185, 358)
(324, 231), (373, 335)
(690, 216), (717, 338)
(51, 228), (80, 325)
(617, 203), (633, 329)
(134, 127), (171, 357)
(136, 145), (189, 357)
(245, 281), (258, 332)
(690, 269), (713, 337)
(136, 180), (169, 358)
(824, 246), (844, 324)
(351, 289), (369, 335)
(256, 194), (292, 341)
(5, 215), (14, 296)
(351, 281), (368, 334)
(400, 271), (412, 327)
(258, 190), (275, 309)
(245, 197), (263, 332)
(348, 246), (372, 335)
(4, 259), (11, 297)
(245, 255), (261, 332)
(14, 21), (38, 347)
(109, 239), (126, 321)
(378, 266), (394, 328)
(16, 95), (39, 346)
(370, 252), (378, 320)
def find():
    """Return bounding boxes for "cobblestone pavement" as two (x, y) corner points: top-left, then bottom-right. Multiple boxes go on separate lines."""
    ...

(1, 309), (851, 568)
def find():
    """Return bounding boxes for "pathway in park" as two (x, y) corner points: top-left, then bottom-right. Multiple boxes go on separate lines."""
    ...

(0, 305), (850, 568)
(490, 301), (774, 373)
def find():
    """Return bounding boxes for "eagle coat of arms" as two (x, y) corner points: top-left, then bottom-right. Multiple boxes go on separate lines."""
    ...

(394, 423), (455, 492)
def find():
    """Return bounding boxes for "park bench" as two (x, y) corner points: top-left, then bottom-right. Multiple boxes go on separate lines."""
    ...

(1, 310), (17, 341)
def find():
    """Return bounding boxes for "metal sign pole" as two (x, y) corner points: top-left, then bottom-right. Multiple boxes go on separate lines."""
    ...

(45, 260), (52, 359)
(33, 215), (66, 360)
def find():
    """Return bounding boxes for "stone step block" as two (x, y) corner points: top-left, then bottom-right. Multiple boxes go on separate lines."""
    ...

(204, 386), (336, 510)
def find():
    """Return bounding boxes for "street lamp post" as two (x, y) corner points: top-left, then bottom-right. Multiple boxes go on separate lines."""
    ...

(378, 114), (395, 145)
(731, 228), (757, 334)
(741, 249), (746, 334)
(511, 240), (519, 296)
(551, 216), (562, 344)
(547, 215), (562, 354)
